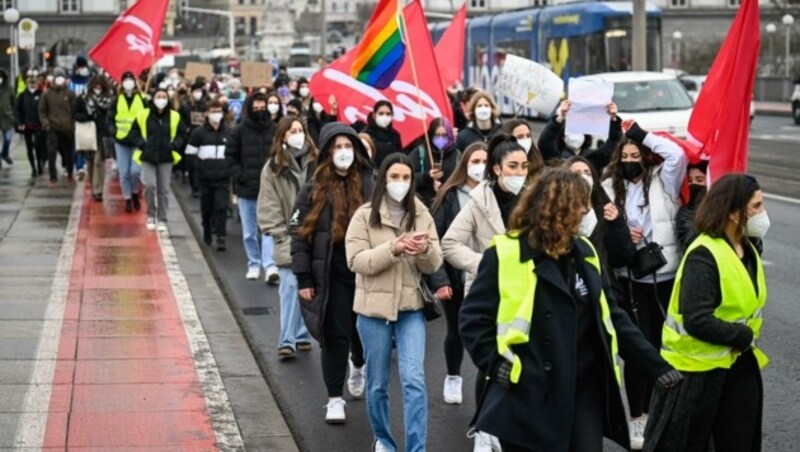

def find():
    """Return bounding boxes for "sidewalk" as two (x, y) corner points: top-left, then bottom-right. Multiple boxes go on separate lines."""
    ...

(0, 141), (297, 451)
(754, 100), (793, 117)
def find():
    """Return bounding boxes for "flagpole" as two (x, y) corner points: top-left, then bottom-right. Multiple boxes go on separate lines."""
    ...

(399, 1), (435, 169)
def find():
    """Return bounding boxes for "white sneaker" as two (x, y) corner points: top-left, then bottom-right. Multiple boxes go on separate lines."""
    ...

(265, 267), (280, 285)
(146, 218), (156, 231)
(347, 361), (365, 398)
(443, 375), (463, 404)
(324, 398), (346, 424)
(373, 440), (391, 452)
(156, 222), (168, 233)
(245, 268), (260, 280)
(629, 417), (647, 450)
(472, 430), (502, 452)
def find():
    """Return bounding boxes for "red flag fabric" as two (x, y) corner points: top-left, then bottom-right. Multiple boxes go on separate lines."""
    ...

(434, 4), (467, 89)
(89, 0), (169, 82)
(686, 0), (760, 183)
(653, 131), (704, 204)
(310, 0), (452, 148)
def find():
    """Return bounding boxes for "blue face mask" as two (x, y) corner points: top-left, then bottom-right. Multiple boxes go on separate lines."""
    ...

(433, 136), (449, 150)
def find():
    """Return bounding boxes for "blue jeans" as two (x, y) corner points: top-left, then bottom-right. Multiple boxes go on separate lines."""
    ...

(357, 311), (427, 452)
(237, 197), (276, 271)
(74, 149), (85, 171)
(1, 129), (11, 159)
(278, 268), (310, 349)
(114, 142), (141, 200)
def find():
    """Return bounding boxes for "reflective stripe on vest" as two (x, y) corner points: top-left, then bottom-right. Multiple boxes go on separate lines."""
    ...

(136, 109), (180, 143)
(493, 234), (622, 385)
(115, 94), (145, 140)
(661, 234), (769, 372)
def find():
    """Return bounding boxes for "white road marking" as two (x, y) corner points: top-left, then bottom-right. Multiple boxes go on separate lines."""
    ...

(13, 184), (83, 448)
(157, 230), (246, 452)
(764, 192), (800, 205)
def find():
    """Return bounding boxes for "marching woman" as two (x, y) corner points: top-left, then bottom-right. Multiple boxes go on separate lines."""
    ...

(73, 75), (114, 201)
(345, 153), (442, 452)
(258, 116), (318, 358)
(266, 92), (285, 124)
(109, 71), (147, 212)
(502, 118), (545, 184)
(363, 100), (402, 168)
(408, 117), (460, 206)
(455, 90), (502, 152)
(428, 142), (488, 405)
(290, 123), (374, 424)
(601, 120), (688, 448)
(460, 168), (680, 452)
(646, 174), (770, 452)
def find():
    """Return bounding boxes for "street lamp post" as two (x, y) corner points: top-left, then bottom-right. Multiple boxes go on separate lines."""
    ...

(766, 22), (777, 75)
(672, 30), (682, 70)
(783, 14), (794, 78)
(3, 7), (19, 86)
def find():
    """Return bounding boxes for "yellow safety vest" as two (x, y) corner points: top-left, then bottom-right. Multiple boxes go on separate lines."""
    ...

(662, 234), (769, 371)
(132, 109), (182, 166)
(493, 233), (622, 385)
(114, 94), (145, 140)
(15, 75), (26, 97)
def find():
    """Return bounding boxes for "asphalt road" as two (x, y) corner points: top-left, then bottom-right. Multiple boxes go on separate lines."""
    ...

(174, 114), (800, 451)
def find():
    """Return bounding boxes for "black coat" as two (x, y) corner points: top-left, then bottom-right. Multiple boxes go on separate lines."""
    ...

(15, 89), (42, 129)
(128, 107), (187, 165)
(538, 116), (622, 174)
(187, 121), (231, 181)
(290, 122), (375, 345)
(226, 116), (276, 199)
(455, 121), (502, 152)
(364, 121), (402, 168)
(460, 238), (672, 451)
(306, 108), (335, 146)
(408, 143), (460, 206)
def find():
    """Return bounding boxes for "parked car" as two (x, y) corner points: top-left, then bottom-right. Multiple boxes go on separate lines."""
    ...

(680, 74), (755, 123)
(792, 77), (800, 125)
(578, 71), (695, 138)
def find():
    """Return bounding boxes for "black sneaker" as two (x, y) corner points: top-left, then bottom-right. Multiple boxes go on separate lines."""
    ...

(2, 156), (12, 166)
(125, 199), (133, 213)
(191, 188), (200, 198)
(131, 193), (141, 211)
(216, 235), (226, 251)
(203, 228), (212, 246)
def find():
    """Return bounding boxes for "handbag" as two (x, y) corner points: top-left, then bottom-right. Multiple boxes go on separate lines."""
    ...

(418, 277), (443, 321)
(74, 121), (98, 152)
(630, 236), (667, 280)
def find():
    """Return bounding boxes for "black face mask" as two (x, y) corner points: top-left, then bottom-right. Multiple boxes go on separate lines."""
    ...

(689, 184), (706, 205)
(621, 162), (644, 181)
(251, 110), (268, 122)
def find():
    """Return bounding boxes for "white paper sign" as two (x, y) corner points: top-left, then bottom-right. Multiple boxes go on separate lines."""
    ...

(18, 19), (38, 50)
(565, 78), (614, 139)
(494, 54), (564, 116)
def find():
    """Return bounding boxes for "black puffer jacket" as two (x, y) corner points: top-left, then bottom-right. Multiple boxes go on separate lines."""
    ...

(127, 105), (187, 165)
(426, 187), (469, 299)
(15, 89), (42, 129)
(363, 120), (402, 168)
(408, 143), (460, 206)
(455, 121), (503, 151)
(537, 116), (622, 173)
(186, 120), (231, 181)
(290, 122), (375, 345)
(226, 95), (277, 199)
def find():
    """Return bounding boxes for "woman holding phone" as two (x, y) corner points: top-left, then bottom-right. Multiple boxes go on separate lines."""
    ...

(345, 153), (443, 452)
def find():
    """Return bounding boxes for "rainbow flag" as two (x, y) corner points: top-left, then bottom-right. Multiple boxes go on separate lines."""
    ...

(350, 0), (406, 89)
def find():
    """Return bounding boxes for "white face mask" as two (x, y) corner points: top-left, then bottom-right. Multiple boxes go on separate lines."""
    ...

(208, 112), (224, 124)
(54, 76), (66, 86)
(192, 91), (203, 101)
(312, 102), (324, 113)
(375, 114), (392, 128)
(745, 210), (770, 238)
(267, 103), (280, 114)
(386, 182), (411, 202)
(475, 106), (492, 122)
(28, 85), (36, 93)
(154, 98), (168, 110)
(579, 208), (598, 237)
(286, 132), (305, 150)
(46, 75), (54, 83)
(517, 138), (533, 154)
(122, 79), (135, 91)
(581, 173), (594, 190)
(77, 68), (89, 77)
(333, 147), (355, 171)
(565, 133), (585, 150)
(299, 87), (310, 97)
(467, 164), (485, 183)
(501, 175), (525, 195)
(93, 87), (102, 96)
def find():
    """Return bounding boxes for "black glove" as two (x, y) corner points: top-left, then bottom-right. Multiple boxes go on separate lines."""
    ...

(655, 369), (683, 390)
(495, 359), (512, 389)
(625, 122), (648, 143)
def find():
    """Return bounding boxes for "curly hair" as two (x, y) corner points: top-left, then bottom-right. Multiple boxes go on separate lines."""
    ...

(603, 138), (656, 210)
(509, 168), (590, 259)
(297, 138), (365, 243)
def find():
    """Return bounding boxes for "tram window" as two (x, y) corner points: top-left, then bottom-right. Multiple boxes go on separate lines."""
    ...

(496, 40), (531, 60)
(567, 38), (588, 77)
(586, 33), (606, 74)
(606, 31), (632, 72)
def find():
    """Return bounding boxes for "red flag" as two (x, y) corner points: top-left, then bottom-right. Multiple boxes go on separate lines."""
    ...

(686, 0), (760, 183)
(88, 0), (169, 82)
(310, 0), (452, 148)
(654, 131), (704, 204)
(434, 4), (467, 89)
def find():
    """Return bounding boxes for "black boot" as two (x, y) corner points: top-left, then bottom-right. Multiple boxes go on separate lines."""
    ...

(216, 235), (226, 251)
(125, 199), (133, 213)
(131, 193), (141, 211)
(203, 227), (212, 246)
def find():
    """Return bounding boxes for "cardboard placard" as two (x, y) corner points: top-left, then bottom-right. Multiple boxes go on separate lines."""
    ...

(240, 62), (273, 88)
(184, 62), (214, 82)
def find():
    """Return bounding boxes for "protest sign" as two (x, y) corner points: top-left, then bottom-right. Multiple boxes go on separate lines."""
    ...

(565, 78), (614, 139)
(241, 62), (272, 88)
(495, 55), (564, 116)
(184, 62), (214, 82)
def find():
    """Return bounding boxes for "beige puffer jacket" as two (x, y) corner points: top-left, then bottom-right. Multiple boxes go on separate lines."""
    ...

(441, 181), (506, 294)
(346, 197), (443, 322)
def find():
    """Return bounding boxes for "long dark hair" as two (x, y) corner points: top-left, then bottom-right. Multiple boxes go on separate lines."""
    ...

(486, 133), (526, 182)
(604, 138), (657, 209)
(502, 118), (544, 180)
(298, 135), (366, 242)
(431, 142), (488, 213)
(270, 116), (318, 176)
(369, 153), (417, 232)
(564, 156), (610, 212)
(695, 174), (761, 240)
(265, 92), (285, 122)
(368, 100), (394, 128)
